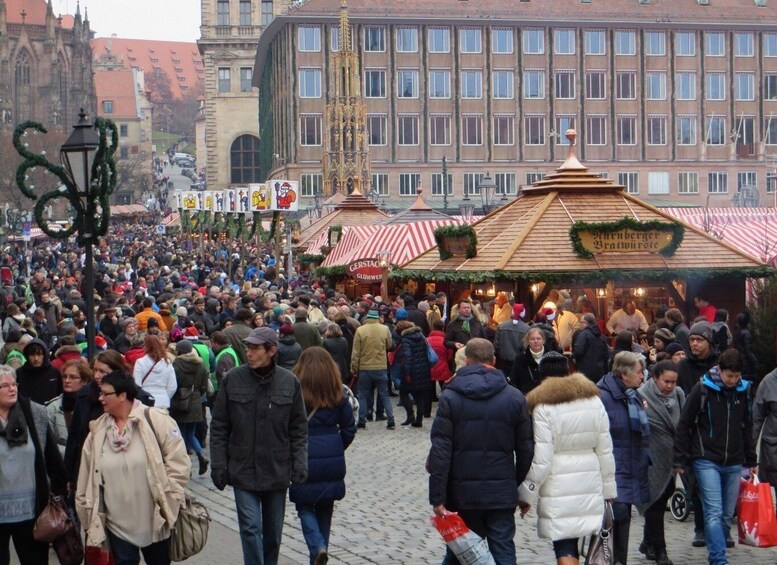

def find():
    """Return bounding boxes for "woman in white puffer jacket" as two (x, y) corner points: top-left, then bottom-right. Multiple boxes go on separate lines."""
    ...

(132, 335), (177, 409)
(518, 363), (617, 565)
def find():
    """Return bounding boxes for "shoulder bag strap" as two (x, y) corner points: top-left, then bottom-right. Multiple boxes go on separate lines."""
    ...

(141, 360), (160, 385)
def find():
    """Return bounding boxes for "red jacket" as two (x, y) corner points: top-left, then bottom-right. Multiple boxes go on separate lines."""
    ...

(427, 330), (451, 382)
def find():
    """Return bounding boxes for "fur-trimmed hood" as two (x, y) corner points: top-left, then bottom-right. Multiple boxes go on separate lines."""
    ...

(526, 372), (600, 412)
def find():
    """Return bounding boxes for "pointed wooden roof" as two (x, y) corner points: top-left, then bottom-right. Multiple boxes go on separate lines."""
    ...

(402, 130), (768, 279)
(296, 188), (389, 249)
(378, 185), (451, 225)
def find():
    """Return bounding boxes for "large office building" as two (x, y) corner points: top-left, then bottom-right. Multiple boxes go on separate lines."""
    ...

(252, 0), (777, 209)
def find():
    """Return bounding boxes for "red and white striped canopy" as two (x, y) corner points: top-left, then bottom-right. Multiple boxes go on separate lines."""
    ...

(663, 207), (777, 266)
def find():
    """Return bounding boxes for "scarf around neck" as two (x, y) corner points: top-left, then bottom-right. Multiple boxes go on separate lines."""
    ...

(105, 400), (142, 452)
(622, 383), (651, 437)
(0, 401), (28, 446)
(459, 314), (473, 334)
(641, 377), (681, 427)
(530, 347), (545, 363)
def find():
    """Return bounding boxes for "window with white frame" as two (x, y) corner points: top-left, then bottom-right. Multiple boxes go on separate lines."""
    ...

(368, 114), (387, 145)
(462, 115), (483, 145)
(330, 26), (341, 52)
(492, 29), (513, 54)
(428, 27), (450, 53)
(676, 72), (696, 100)
(676, 31), (696, 56)
(556, 115), (576, 145)
(706, 73), (725, 100)
(260, 0), (273, 26)
(371, 173), (389, 196)
(735, 73), (754, 101)
(399, 173), (421, 196)
(300, 174), (323, 197)
(645, 31), (666, 56)
(461, 70), (482, 98)
(526, 172), (546, 185)
(766, 75), (777, 100)
(705, 32), (724, 56)
(217, 0), (229, 26)
(298, 26), (321, 52)
(618, 172), (639, 194)
(495, 172), (517, 195)
(586, 115), (606, 145)
(429, 115), (451, 145)
(523, 70), (545, 99)
(678, 172), (699, 194)
(765, 33), (777, 57)
(647, 116), (667, 145)
(396, 27), (418, 52)
(429, 69), (451, 98)
(524, 115), (545, 145)
(492, 70), (514, 99)
(493, 115), (514, 145)
(766, 118), (777, 144)
(706, 116), (726, 145)
(397, 115), (419, 145)
(397, 69), (419, 98)
(616, 71), (636, 99)
(617, 116), (637, 145)
(523, 29), (544, 54)
(677, 116), (697, 145)
(554, 29), (575, 55)
(431, 173), (454, 196)
(615, 30), (636, 55)
(364, 69), (386, 98)
(555, 71), (575, 99)
(298, 68), (321, 98)
(586, 71), (605, 99)
(646, 72), (666, 100)
(364, 26), (385, 51)
(648, 171), (670, 194)
(463, 172), (485, 196)
(459, 28), (482, 53)
(585, 30), (605, 55)
(735, 32), (754, 57)
(738, 171), (757, 189)
(299, 114), (322, 146)
(708, 171), (728, 193)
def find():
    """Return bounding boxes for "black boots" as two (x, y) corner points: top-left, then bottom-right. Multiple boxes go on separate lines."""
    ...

(197, 452), (209, 475)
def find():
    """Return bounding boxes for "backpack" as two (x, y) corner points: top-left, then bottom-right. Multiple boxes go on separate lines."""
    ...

(710, 322), (731, 354)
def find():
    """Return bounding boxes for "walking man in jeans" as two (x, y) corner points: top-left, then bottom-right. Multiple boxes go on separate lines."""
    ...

(428, 338), (534, 564)
(210, 327), (308, 565)
(351, 307), (395, 429)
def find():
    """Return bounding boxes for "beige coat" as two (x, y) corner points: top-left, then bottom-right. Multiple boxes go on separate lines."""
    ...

(76, 403), (191, 547)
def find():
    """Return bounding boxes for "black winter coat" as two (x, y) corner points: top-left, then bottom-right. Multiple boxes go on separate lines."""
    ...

(277, 335), (303, 370)
(443, 317), (485, 351)
(405, 306), (430, 336)
(428, 364), (534, 510)
(573, 325), (610, 382)
(399, 326), (431, 392)
(677, 351), (719, 396)
(733, 328), (758, 379)
(323, 336), (350, 383)
(16, 339), (61, 405)
(509, 348), (543, 395)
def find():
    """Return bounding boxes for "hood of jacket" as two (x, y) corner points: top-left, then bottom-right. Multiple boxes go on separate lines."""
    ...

(445, 363), (507, 400)
(279, 334), (297, 346)
(702, 369), (750, 393)
(400, 326), (423, 337)
(22, 338), (51, 365)
(526, 372), (600, 412)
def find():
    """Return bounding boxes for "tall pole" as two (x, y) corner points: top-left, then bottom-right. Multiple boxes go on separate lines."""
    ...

(442, 155), (449, 212)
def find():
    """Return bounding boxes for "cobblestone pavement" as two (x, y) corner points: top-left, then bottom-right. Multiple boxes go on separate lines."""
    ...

(15, 404), (777, 564)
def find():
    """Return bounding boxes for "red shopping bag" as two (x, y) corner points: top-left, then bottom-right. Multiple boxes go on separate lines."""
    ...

(430, 513), (496, 565)
(737, 475), (777, 547)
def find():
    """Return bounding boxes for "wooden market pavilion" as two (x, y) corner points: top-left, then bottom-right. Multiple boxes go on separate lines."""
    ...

(400, 131), (772, 323)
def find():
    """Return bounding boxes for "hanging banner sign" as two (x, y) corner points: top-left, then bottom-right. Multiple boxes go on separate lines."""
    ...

(269, 180), (299, 212)
(236, 187), (251, 213)
(569, 218), (685, 259)
(181, 191), (199, 210)
(249, 184), (271, 212)
(224, 189), (237, 212)
(345, 258), (383, 282)
(203, 191), (216, 212)
(213, 191), (226, 212)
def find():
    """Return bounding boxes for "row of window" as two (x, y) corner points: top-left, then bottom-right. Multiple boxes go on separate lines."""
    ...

(297, 171), (763, 198)
(299, 113), (770, 147)
(218, 67), (254, 93)
(216, 0), (273, 27)
(340, 68), (772, 101)
(298, 24), (777, 58)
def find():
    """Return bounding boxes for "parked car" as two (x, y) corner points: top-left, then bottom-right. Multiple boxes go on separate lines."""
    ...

(175, 156), (195, 167)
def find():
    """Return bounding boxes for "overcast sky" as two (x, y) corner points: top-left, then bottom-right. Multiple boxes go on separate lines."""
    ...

(56, 0), (201, 42)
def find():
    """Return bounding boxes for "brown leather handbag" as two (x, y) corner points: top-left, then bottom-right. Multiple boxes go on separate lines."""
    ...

(581, 501), (614, 565)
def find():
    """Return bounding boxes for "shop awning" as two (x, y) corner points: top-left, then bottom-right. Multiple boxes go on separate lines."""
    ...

(112, 204), (148, 215)
(7, 224), (63, 241)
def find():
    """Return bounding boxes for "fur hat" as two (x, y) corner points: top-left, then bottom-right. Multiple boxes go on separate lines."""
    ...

(539, 351), (569, 378)
(653, 328), (676, 344)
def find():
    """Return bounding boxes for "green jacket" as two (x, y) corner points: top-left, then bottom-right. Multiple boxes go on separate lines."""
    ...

(351, 319), (392, 373)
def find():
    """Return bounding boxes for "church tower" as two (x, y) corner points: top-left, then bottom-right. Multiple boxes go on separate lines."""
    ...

(322, 0), (370, 196)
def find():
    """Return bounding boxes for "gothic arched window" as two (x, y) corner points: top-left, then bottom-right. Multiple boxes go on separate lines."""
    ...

(230, 134), (261, 184)
(14, 49), (32, 122)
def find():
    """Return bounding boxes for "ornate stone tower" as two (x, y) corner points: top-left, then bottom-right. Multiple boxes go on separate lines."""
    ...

(323, 0), (370, 196)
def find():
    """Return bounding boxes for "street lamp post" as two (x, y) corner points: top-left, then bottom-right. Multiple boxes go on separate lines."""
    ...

(377, 249), (393, 300)
(12, 109), (118, 360)
(459, 182), (474, 221)
(478, 172), (497, 215)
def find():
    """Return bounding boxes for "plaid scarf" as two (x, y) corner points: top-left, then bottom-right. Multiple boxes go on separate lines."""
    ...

(625, 387), (651, 437)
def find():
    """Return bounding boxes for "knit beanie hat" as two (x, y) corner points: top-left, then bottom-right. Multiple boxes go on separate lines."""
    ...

(653, 328), (675, 343)
(176, 306), (188, 317)
(689, 321), (713, 344)
(665, 342), (684, 356)
(366, 308), (380, 319)
(395, 308), (408, 320)
(539, 351), (569, 378)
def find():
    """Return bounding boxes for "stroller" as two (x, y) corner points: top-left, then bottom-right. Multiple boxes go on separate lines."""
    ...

(669, 472), (692, 521)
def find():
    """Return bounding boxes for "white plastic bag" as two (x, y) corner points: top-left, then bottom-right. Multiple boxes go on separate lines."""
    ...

(431, 513), (496, 565)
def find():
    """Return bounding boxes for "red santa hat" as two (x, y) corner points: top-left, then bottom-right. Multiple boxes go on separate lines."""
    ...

(512, 303), (526, 322)
(540, 307), (557, 321)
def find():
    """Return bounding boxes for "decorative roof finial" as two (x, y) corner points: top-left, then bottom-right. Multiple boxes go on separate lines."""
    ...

(339, 0), (350, 52)
(557, 129), (586, 171)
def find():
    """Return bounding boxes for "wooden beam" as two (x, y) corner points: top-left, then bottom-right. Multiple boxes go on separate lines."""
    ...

(495, 191), (557, 270)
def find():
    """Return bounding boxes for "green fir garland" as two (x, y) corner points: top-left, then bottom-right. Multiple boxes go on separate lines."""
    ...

(434, 224), (478, 260)
(569, 217), (685, 260)
(297, 253), (326, 265)
(328, 224), (343, 247)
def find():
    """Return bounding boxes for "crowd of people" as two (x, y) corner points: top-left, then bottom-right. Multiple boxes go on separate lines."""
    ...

(0, 225), (772, 565)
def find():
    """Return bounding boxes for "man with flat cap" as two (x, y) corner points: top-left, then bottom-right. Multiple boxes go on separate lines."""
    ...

(210, 326), (308, 565)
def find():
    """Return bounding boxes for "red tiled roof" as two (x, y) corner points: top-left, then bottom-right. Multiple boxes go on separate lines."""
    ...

(94, 69), (138, 119)
(6, 0), (75, 28)
(90, 37), (204, 101)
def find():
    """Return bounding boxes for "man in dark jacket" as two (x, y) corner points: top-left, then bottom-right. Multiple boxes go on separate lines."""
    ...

(443, 300), (485, 355)
(403, 297), (430, 336)
(494, 303), (530, 378)
(210, 327), (308, 565)
(16, 339), (61, 405)
(572, 313), (610, 382)
(428, 338), (533, 564)
(292, 308), (322, 351)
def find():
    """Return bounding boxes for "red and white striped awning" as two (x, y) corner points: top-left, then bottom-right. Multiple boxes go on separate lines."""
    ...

(321, 219), (473, 268)
(663, 207), (777, 266)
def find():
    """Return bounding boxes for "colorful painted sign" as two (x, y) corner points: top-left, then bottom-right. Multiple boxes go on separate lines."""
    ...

(249, 184), (270, 212)
(269, 180), (299, 211)
(345, 258), (383, 282)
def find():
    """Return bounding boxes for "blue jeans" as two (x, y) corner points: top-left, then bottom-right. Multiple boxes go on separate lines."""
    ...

(179, 422), (202, 456)
(357, 370), (393, 424)
(296, 501), (334, 565)
(693, 459), (741, 565)
(441, 508), (516, 565)
(106, 528), (170, 565)
(233, 488), (287, 565)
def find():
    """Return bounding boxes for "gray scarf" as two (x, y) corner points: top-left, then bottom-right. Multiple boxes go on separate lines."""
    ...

(640, 377), (682, 429)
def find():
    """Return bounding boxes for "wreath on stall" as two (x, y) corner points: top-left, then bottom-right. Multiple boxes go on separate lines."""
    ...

(434, 224), (478, 260)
